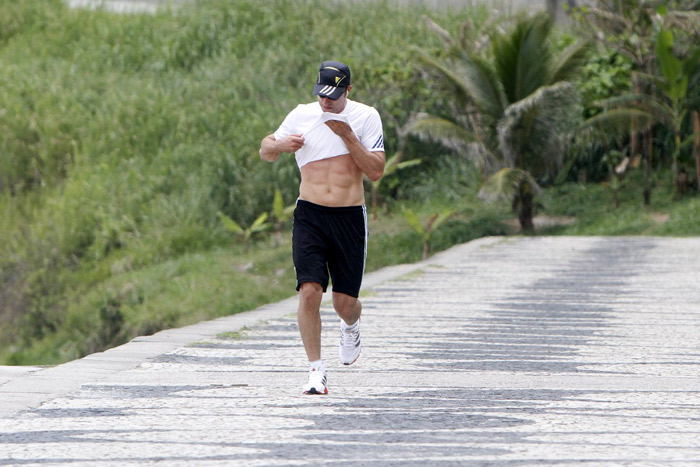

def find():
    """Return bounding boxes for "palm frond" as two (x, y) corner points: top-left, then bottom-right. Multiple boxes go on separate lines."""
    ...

(682, 47), (700, 78)
(409, 114), (477, 148)
(550, 41), (592, 84)
(422, 15), (455, 50)
(379, 154), (422, 180)
(595, 93), (675, 126)
(593, 92), (651, 108)
(493, 13), (552, 102)
(217, 211), (243, 234)
(663, 10), (700, 36)
(430, 209), (456, 232)
(478, 168), (541, 203)
(461, 14), (506, 54)
(415, 48), (506, 118)
(402, 209), (424, 235)
(409, 113), (502, 170)
(272, 189), (284, 218)
(460, 55), (509, 117)
(575, 6), (632, 36)
(629, 71), (667, 91)
(392, 159), (422, 172)
(414, 49), (471, 102)
(497, 82), (579, 170)
(577, 108), (654, 145)
(249, 212), (270, 233)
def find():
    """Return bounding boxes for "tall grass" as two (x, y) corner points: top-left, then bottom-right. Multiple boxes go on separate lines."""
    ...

(0, 0), (481, 363)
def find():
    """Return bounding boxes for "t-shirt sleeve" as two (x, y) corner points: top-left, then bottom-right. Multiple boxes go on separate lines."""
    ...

(361, 108), (384, 152)
(273, 105), (301, 140)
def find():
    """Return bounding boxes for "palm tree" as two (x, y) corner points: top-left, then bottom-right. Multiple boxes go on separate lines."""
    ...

(413, 13), (588, 231)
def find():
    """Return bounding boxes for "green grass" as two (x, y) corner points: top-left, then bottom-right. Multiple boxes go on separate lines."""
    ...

(4, 241), (297, 364)
(540, 170), (700, 236)
(1, 0), (473, 364)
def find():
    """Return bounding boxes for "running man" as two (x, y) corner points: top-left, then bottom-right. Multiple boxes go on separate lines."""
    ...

(259, 60), (385, 394)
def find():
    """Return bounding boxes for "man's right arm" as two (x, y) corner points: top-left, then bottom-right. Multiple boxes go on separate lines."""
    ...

(259, 134), (305, 162)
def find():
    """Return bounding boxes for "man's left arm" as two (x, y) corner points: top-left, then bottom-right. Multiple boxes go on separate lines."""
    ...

(325, 120), (385, 182)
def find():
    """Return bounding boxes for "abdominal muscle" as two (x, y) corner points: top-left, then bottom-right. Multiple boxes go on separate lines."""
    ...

(299, 154), (365, 207)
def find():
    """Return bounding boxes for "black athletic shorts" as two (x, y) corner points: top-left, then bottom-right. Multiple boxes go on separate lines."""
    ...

(292, 199), (368, 298)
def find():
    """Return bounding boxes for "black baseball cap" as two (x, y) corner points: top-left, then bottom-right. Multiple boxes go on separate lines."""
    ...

(313, 61), (351, 100)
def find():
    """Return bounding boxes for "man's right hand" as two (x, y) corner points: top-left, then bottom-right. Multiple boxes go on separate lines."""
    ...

(276, 134), (305, 153)
(260, 134), (304, 162)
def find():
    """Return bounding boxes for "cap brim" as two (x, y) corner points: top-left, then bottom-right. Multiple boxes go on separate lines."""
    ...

(313, 83), (345, 100)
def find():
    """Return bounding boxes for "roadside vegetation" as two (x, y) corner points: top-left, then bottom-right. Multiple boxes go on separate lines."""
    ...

(1, 0), (698, 365)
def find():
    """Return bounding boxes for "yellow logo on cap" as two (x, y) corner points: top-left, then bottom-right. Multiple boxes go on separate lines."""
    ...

(335, 76), (342, 84)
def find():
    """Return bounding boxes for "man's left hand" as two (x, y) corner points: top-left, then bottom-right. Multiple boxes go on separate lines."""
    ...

(324, 120), (355, 140)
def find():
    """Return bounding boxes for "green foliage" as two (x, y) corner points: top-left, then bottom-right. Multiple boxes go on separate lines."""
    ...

(479, 167), (542, 231)
(0, 0), (474, 364)
(218, 211), (271, 245)
(571, 0), (700, 200)
(270, 188), (295, 246)
(581, 26), (700, 197)
(577, 49), (633, 118)
(479, 168), (541, 203)
(271, 189), (295, 223)
(403, 208), (456, 259)
(370, 149), (422, 220)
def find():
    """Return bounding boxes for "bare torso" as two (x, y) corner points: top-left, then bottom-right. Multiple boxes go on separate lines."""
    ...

(299, 154), (365, 207)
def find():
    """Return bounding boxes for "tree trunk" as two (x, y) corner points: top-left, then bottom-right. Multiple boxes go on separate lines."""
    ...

(643, 129), (651, 206)
(371, 185), (378, 221)
(672, 130), (682, 199)
(546, 0), (559, 20)
(630, 75), (645, 150)
(694, 111), (700, 192)
(518, 182), (535, 232)
(546, 0), (575, 23)
(630, 121), (639, 161)
(275, 224), (282, 248)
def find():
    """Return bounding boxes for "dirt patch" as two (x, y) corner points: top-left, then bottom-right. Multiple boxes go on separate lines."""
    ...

(650, 212), (670, 224)
(504, 215), (576, 233)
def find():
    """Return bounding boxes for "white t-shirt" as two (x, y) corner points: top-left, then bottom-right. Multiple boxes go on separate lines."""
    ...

(273, 99), (384, 169)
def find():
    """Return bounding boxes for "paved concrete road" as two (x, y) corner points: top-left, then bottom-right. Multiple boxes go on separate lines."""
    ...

(1, 236), (699, 466)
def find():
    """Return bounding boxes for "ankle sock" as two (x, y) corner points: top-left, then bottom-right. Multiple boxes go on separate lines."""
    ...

(309, 359), (324, 372)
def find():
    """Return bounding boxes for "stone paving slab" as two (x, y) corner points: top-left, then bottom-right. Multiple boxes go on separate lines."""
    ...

(1, 236), (699, 466)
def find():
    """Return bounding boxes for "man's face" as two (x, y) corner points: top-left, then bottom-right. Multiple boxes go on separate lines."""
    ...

(318, 86), (350, 113)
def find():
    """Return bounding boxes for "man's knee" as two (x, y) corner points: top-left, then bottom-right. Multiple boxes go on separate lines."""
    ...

(299, 282), (323, 304)
(333, 292), (360, 315)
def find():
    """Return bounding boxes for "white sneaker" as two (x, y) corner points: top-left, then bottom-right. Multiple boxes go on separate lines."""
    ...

(302, 367), (328, 395)
(339, 319), (361, 365)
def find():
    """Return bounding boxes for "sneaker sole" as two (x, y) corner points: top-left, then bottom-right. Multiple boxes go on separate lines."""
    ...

(341, 350), (361, 366)
(302, 387), (328, 395)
